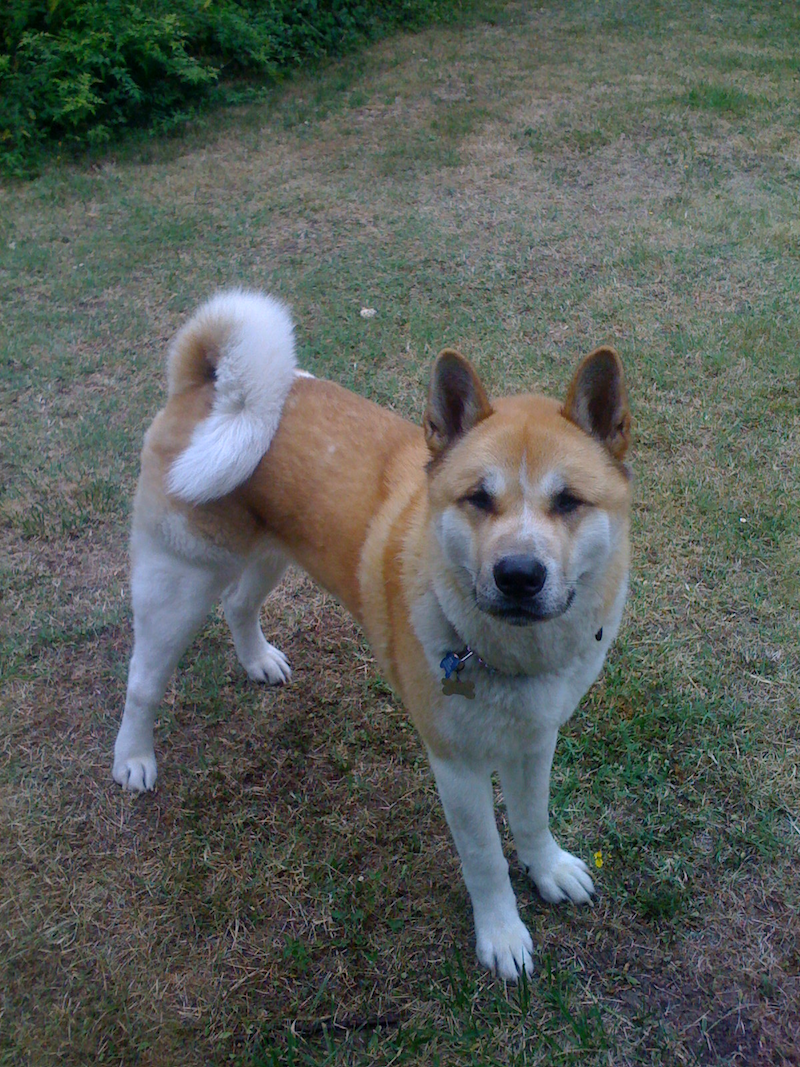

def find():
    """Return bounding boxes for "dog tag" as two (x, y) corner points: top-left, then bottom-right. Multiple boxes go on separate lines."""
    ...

(441, 676), (475, 699)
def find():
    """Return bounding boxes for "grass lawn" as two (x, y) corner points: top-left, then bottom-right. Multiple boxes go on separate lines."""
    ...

(1, 1), (799, 1063)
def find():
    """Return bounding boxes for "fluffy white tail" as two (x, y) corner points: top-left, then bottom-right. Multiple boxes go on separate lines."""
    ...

(166, 290), (296, 504)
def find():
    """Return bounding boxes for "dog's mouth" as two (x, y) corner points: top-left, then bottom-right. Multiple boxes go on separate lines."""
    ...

(484, 587), (576, 627)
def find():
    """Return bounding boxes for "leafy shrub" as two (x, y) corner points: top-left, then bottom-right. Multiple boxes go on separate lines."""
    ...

(0, 0), (472, 176)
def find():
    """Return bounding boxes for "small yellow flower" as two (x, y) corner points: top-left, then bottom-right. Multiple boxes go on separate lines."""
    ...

(594, 850), (603, 869)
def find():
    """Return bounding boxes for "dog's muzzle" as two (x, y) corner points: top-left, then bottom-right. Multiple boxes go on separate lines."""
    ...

(480, 554), (574, 625)
(493, 555), (547, 599)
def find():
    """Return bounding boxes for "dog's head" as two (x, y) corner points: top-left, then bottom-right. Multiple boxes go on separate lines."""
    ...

(423, 347), (632, 628)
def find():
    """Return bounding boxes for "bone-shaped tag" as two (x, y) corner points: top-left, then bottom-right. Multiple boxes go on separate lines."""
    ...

(441, 676), (475, 699)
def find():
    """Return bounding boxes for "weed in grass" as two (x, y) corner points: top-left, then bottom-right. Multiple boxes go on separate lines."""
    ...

(635, 883), (686, 923)
(683, 82), (754, 118)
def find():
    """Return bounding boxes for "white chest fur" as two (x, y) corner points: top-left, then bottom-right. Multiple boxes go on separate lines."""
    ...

(411, 576), (627, 765)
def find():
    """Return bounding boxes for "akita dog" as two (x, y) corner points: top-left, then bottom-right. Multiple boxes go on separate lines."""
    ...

(113, 291), (632, 979)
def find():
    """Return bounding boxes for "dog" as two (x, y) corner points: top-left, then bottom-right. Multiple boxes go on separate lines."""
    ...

(113, 290), (632, 980)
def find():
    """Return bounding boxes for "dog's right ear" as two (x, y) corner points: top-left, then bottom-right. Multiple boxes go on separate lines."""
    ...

(424, 350), (493, 460)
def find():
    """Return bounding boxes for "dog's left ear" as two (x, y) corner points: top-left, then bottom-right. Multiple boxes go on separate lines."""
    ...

(563, 346), (631, 460)
(424, 350), (493, 460)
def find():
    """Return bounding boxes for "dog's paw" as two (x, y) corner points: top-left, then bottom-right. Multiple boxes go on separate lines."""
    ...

(475, 914), (535, 981)
(525, 844), (594, 905)
(113, 753), (157, 792)
(244, 642), (291, 686)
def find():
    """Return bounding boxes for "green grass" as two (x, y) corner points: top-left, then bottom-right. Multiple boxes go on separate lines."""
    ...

(682, 82), (755, 117)
(1, 1), (799, 1064)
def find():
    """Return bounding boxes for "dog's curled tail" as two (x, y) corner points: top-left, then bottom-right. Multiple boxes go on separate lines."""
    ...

(166, 290), (296, 504)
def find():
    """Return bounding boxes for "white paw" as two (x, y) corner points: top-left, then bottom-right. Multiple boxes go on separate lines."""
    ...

(475, 913), (535, 981)
(244, 642), (291, 686)
(525, 843), (595, 905)
(113, 753), (157, 792)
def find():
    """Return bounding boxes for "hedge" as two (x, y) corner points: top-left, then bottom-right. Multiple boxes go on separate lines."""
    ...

(1, 0), (473, 176)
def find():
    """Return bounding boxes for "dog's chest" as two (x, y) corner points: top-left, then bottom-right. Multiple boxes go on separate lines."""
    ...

(433, 644), (606, 760)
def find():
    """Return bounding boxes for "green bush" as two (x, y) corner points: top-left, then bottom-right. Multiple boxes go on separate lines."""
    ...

(0, 0), (472, 176)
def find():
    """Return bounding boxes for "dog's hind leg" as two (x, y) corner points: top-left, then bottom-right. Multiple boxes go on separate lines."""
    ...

(222, 548), (291, 685)
(113, 533), (227, 792)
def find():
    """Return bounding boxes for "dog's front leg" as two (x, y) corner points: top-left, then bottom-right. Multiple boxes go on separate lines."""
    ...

(427, 752), (534, 980)
(498, 730), (595, 905)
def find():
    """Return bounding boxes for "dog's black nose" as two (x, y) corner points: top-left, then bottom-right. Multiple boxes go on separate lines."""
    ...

(493, 556), (547, 599)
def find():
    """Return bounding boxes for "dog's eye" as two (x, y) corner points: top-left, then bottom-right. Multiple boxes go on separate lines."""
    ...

(552, 489), (584, 516)
(462, 486), (495, 513)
